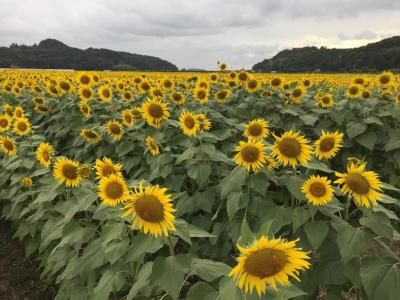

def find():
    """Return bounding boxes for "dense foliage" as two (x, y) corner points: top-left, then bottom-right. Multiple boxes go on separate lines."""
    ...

(253, 36), (400, 73)
(0, 69), (400, 300)
(0, 39), (178, 71)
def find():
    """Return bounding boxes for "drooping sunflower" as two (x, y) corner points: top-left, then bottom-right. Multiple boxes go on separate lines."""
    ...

(32, 97), (46, 106)
(314, 130), (344, 160)
(121, 109), (134, 127)
(0, 114), (12, 132)
(244, 119), (270, 141)
(346, 85), (362, 99)
(145, 136), (160, 156)
(142, 98), (170, 128)
(35, 104), (50, 114)
(13, 117), (31, 136)
(36, 143), (54, 168)
(193, 87), (210, 104)
(229, 236), (310, 296)
(234, 140), (267, 173)
(179, 111), (200, 136)
(53, 158), (82, 188)
(79, 101), (92, 118)
(271, 131), (313, 168)
(170, 92), (186, 105)
(98, 173), (130, 206)
(196, 113), (212, 132)
(0, 136), (17, 156)
(22, 177), (33, 187)
(302, 175), (334, 206)
(105, 120), (124, 140)
(335, 163), (383, 208)
(317, 93), (334, 108)
(98, 85), (113, 103)
(122, 182), (176, 237)
(80, 128), (101, 143)
(95, 157), (123, 180)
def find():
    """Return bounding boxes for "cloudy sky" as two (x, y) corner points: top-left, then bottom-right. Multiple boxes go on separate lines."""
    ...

(1, 0), (400, 70)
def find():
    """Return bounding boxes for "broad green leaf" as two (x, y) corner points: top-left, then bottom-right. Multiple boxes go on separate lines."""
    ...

(336, 226), (374, 263)
(187, 282), (217, 300)
(304, 221), (329, 249)
(220, 166), (248, 199)
(187, 162), (212, 186)
(93, 269), (125, 300)
(191, 258), (231, 281)
(126, 262), (153, 300)
(306, 160), (334, 173)
(240, 216), (255, 246)
(286, 176), (306, 200)
(356, 132), (377, 151)
(360, 212), (393, 238)
(346, 122), (367, 139)
(217, 277), (244, 300)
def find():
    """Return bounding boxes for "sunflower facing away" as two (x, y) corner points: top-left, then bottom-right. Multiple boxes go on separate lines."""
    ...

(314, 130), (344, 160)
(105, 120), (124, 140)
(98, 173), (130, 206)
(146, 136), (160, 156)
(95, 157), (123, 180)
(13, 117), (31, 136)
(271, 131), (313, 168)
(0, 114), (12, 132)
(142, 98), (170, 128)
(244, 118), (270, 141)
(53, 158), (82, 188)
(179, 111), (200, 136)
(80, 128), (101, 143)
(229, 236), (310, 296)
(0, 136), (17, 156)
(122, 182), (176, 237)
(234, 140), (267, 173)
(302, 175), (334, 206)
(36, 143), (54, 167)
(335, 163), (383, 208)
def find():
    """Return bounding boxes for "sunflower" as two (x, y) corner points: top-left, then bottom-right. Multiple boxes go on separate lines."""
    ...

(105, 120), (124, 140)
(265, 155), (278, 171)
(244, 119), (270, 141)
(95, 157), (123, 179)
(131, 107), (143, 123)
(179, 111), (200, 136)
(80, 128), (101, 143)
(347, 157), (362, 167)
(193, 87), (209, 104)
(98, 173), (130, 206)
(270, 77), (282, 89)
(271, 131), (313, 168)
(220, 62), (227, 70)
(196, 113), (212, 132)
(0, 136), (17, 156)
(13, 117), (31, 136)
(36, 143), (54, 168)
(317, 93), (334, 108)
(79, 164), (92, 178)
(79, 86), (94, 101)
(234, 140), (267, 173)
(215, 89), (231, 103)
(59, 80), (73, 94)
(378, 71), (395, 86)
(32, 97), (46, 106)
(142, 98), (170, 128)
(238, 71), (249, 83)
(229, 236), (310, 296)
(122, 182), (176, 237)
(98, 85), (113, 102)
(53, 158), (82, 188)
(162, 79), (173, 90)
(79, 101), (92, 118)
(170, 92), (186, 105)
(77, 72), (92, 86)
(291, 87), (306, 103)
(314, 130), (343, 160)
(246, 79), (260, 93)
(302, 175), (334, 205)
(121, 109), (134, 127)
(346, 85), (362, 99)
(22, 177), (33, 187)
(14, 106), (24, 118)
(396, 93), (400, 105)
(145, 136), (160, 156)
(0, 114), (12, 132)
(35, 104), (50, 114)
(335, 163), (383, 207)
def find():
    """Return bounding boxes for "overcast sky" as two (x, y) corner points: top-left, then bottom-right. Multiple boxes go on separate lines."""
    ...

(1, 0), (400, 70)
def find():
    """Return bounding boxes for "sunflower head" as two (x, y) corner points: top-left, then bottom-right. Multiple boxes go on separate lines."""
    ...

(193, 87), (209, 104)
(36, 143), (54, 168)
(22, 177), (33, 187)
(0, 114), (12, 132)
(244, 118), (270, 141)
(13, 117), (31, 136)
(170, 92), (186, 105)
(302, 175), (334, 205)
(234, 140), (267, 173)
(80, 128), (101, 143)
(315, 130), (344, 160)
(145, 136), (160, 156)
(98, 85), (113, 102)
(98, 173), (129, 206)
(179, 111), (200, 136)
(79, 164), (92, 178)
(95, 157), (123, 179)
(105, 120), (124, 140)
(0, 136), (17, 156)
(142, 98), (169, 128)
(317, 93), (334, 108)
(53, 158), (82, 188)
(346, 85), (362, 99)
(215, 89), (231, 103)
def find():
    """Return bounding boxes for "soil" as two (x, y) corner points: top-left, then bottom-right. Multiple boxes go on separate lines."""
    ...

(0, 222), (56, 300)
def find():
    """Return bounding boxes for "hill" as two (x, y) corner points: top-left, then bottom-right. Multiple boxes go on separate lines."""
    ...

(252, 36), (400, 73)
(0, 39), (178, 71)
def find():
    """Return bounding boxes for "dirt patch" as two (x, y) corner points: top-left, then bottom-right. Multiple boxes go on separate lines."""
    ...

(0, 222), (56, 300)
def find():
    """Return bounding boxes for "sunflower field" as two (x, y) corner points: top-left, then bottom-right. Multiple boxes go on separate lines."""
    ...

(0, 67), (400, 300)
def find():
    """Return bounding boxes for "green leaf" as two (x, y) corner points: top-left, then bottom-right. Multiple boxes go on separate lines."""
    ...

(151, 255), (191, 300)
(336, 226), (374, 263)
(116, 140), (135, 156)
(360, 212), (393, 238)
(246, 172), (269, 195)
(306, 160), (334, 173)
(187, 282), (216, 300)
(360, 257), (400, 300)
(126, 233), (163, 262)
(346, 122), (367, 139)
(104, 240), (129, 264)
(175, 218), (192, 244)
(187, 162), (212, 186)
(220, 166), (248, 199)
(226, 191), (243, 221)
(100, 222), (126, 246)
(188, 224), (215, 238)
(304, 221), (329, 249)
(299, 114), (318, 126)
(191, 258), (231, 281)
(93, 269), (125, 300)
(286, 176), (306, 200)
(385, 138), (400, 152)
(126, 262), (153, 300)
(176, 148), (197, 164)
(240, 216), (255, 246)
(356, 132), (377, 151)
(217, 277), (244, 300)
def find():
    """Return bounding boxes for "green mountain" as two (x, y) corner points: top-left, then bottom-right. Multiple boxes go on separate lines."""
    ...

(252, 36), (400, 73)
(0, 39), (178, 71)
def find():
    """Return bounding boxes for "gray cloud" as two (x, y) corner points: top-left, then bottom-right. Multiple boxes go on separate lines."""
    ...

(0, 0), (399, 69)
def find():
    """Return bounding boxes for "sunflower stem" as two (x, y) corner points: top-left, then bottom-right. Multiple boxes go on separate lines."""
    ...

(167, 235), (175, 256)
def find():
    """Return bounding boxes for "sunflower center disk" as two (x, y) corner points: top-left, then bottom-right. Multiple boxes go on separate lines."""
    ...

(309, 182), (327, 197)
(135, 195), (164, 222)
(62, 165), (78, 180)
(248, 124), (262, 137)
(102, 165), (117, 177)
(0, 119), (8, 127)
(271, 78), (281, 86)
(217, 91), (227, 99)
(319, 137), (335, 152)
(42, 150), (50, 161)
(244, 248), (287, 279)
(380, 75), (390, 84)
(292, 89), (302, 97)
(85, 131), (98, 139)
(197, 90), (206, 99)
(149, 104), (163, 118)
(345, 174), (370, 194)
(278, 138), (301, 158)
(184, 117), (195, 129)
(4, 141), (13, 151)
(109, 124), (121, 134)
(17, 122), (27, 131)
(105, 182), (123, 199)
(349, 87), (359, 95)
(83, 90), (91, 98)
(322, 96), (331, 104)
(248, 80), (257, 89)
(103, 90), (110, 97)
(241, 146), (260, 163)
